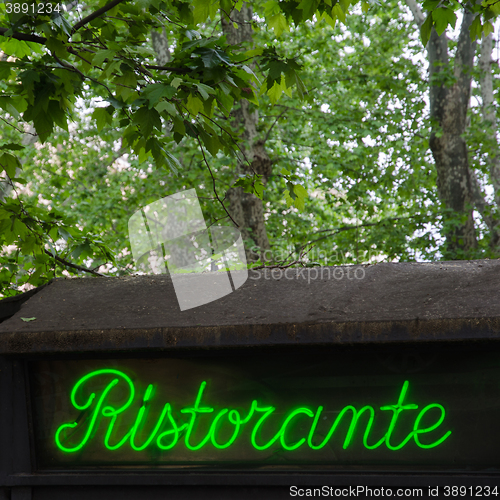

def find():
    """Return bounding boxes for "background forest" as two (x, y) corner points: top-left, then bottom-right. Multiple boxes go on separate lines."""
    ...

(1, 0), (500, 297)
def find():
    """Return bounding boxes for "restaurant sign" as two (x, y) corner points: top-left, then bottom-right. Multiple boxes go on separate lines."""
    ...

(30, 346), (500, 469)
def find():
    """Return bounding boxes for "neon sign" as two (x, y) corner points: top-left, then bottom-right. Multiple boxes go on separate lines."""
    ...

(55, 369), (451, 454)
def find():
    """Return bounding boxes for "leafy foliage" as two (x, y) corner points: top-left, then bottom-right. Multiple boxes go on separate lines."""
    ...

(1, 0), (500, 297)
(420, 0), (498, 45)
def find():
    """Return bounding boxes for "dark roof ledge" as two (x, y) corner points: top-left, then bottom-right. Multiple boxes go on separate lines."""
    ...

(1, 260), (499, 354)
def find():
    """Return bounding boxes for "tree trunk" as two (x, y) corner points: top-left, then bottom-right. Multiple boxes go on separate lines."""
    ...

(428, 13), (477, 257)
(478, 32), (500, 249)
(406, 0), (479, 258)
(221, 5), (272, 262)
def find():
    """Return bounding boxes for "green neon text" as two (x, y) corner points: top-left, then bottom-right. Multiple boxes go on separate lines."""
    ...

(55, 370), (451, 454)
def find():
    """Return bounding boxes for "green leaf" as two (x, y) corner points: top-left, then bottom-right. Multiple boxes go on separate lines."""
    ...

(432, 8), (456, 36)
(283, 182), (307, 210)
(293, 183), (308, 210)
(488, 1), (500, 15)
(0, 61), (15, 80)
(21, 317), (37, 322)
(0, 143), (24, 151)
(186, 94), (204, 115)
(296, 0), (319, 20)
(0, 39), (33, 58)
(193, 0), (218, 24)
(103, 60), (122, 79)
(164, 150), (181, 174)
(185, 122), (199, 138)
(199, 48), (232, 68)
(52, 12), (72, 36)
(420, 14), (433, 46)
(254, 178), (265, 199)
(20, 70), (40, 91)
(339, 0), (350, 14)
(46, 37), (67, 59)
(20, 234), (37, 254)
(294, 73), (307, 100)
(92, 107), (113, 132)
(266, 60), (289, 87)
(114, 72), (138, 101)
(92, 49), (116, 67)
(48, 100), (68, 132)
(0, 96), (20, 118)
(241, 64), (261, 84)
(133, 107), (162, 137)
(155, 101), (177, 115)
(243, 48), (263, 58)
(203, 97), (216, 116)
(171, 77), (183, 89)
(332, 4), (346, 23)
(469, 16), (482, 41)
(483, 20), (494, 37)
(234, 175), (264, 198)
(142, 83), (176, 108)
(268, 13), (289, 36)
(267, 80), (284, 104)
(0, 152), (21, 178)
(172, 116), (186, 136)
(218, 81), (231, 95)
(196, 83), (215, 100)
(199, 128), (221, 155)
(106, 96), (126, 109)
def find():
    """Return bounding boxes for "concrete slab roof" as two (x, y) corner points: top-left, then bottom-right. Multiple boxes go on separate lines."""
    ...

(0, 260), (499, 354)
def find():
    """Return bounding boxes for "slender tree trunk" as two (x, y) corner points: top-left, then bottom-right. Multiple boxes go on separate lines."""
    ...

(469, 168), (499, 243)
(478, 32), (500, 249)
(222, 5), (272, 262)
(428, 14), (477, 257)
(406, 0), (479, 258)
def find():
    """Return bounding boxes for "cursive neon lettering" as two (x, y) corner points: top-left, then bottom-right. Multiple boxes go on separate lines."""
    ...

(413, 403), (452, 449)
(55, 369), (135, 453)
(380, 380), (419, 450)
(55, 372), (451, 455)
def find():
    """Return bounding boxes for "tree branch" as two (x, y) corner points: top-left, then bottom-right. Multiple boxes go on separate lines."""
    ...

(309, 213), (439, 246)
(0, 116), (36, 136)
(454, 10), (477, 89)
(195, 134), (239, 228)
(143, 64), (190, 73)
(0, 27), (46, 44)
(72, 0), (127, 33)
(51, 53), (114, 96)
(263, 109), (286, 143)
(404, 0), (426, 29)
(44, 249), (105, 277)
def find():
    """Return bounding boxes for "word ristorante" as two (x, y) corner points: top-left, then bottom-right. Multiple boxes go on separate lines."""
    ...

(55, 369), (451, 454)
